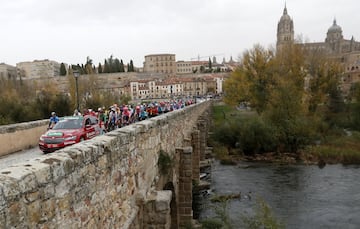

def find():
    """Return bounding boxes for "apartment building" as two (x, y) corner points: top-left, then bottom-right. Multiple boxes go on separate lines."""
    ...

(176, 61), (193, 74)
(129, 78), (183, 100)
(16, 59), (60, 79)
(143, 54), (176, 74)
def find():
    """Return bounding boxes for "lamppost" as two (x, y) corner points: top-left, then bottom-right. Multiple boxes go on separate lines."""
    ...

(194, 77), (198, 104)
(73, 70), (80, 111)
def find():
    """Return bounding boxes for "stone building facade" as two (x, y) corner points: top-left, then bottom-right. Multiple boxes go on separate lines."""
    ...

(143, 54), (176, 74)
(341, 51), (360, 93)
(176, 60), (193, 74)
(0, 63), (17, 79)
(16, 59), (61, 79)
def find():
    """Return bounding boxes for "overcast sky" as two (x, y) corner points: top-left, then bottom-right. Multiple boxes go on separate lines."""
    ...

(0, 0), (359, 67)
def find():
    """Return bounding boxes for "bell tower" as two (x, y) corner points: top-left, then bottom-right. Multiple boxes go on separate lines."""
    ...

(276, 4), (294, 52)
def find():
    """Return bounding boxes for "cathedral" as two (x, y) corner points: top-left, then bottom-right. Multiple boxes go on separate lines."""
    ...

(277, 5), (360, 55)
(276, 5), (360, 94)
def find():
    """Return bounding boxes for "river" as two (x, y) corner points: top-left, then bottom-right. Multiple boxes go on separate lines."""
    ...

(198, 161), (360, 229)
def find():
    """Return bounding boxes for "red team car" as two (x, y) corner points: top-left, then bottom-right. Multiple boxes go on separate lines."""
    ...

(39, 115), (101, 153)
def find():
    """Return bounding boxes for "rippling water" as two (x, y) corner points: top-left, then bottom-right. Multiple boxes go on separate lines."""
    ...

(198, 161), (360, 229)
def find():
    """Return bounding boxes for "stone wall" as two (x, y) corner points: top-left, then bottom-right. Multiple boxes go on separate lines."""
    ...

(0, 120), (48, 157)
(0, 101), (211, 228)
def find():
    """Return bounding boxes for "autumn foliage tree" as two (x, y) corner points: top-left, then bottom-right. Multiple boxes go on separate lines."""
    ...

(222, 43), (346, 153)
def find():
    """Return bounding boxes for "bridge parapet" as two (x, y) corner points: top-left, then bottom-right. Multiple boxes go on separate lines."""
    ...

(0, 120), (48, 157)
(0, 101), (212, 228)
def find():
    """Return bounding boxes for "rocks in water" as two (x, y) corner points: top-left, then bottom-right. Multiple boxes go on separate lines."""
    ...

(210, 193), (241, 202)
(318, 159), (326, 169)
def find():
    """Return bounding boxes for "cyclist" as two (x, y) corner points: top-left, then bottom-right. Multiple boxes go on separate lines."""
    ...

(107, 107), (117, 131)
(98, 107), (106, 134)
(121, 106), (131, 126)
(48, 112), (59, 129)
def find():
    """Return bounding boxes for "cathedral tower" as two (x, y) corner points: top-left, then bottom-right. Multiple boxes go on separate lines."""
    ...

(276, 5), (294, 51)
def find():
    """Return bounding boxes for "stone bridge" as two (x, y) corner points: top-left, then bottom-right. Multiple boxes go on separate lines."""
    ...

(0, 101), (212, 228)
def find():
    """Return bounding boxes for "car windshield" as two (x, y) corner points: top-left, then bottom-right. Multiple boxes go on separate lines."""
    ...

(52, 119), (83, 130)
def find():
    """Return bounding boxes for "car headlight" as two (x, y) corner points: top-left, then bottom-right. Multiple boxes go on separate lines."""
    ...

(39, 136), (44, 141)
(65, 136), (77, 141)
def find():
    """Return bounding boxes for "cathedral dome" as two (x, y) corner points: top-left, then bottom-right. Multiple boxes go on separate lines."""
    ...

(328, 19), (342, 33)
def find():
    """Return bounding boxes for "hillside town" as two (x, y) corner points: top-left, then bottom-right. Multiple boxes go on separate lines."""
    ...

(0, 54), (237, 101)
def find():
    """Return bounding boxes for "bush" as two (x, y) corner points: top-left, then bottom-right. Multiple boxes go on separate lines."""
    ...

(273, 117), (316, 153)
(211, 106), (278, 155)
(237, 117), (277, 155)
(211, 122), (241, 150)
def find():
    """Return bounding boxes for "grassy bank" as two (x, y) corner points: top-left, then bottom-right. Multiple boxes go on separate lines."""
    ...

(210, 102), (360, 165)
(305, 131), (360, 164)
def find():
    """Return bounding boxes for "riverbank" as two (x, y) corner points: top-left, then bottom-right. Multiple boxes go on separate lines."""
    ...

(211, 103), (360, 166)
(211, 126), (360, 166)
(217, 149), (360, 168)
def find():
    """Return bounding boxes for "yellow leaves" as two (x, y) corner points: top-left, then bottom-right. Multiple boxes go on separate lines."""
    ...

(224, 44), (276, 110)
(223, 42), (345, 117)
(223, 69), (250, 106)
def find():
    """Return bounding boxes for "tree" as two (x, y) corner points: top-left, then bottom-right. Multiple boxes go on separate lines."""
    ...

(223, 68), (251, 106)
(60, 63), (67, 76)
(120, 59), (125, 72)
(107, 55), (114, 73)
(208, 57), (212, 71)
(264, 76), (311, 153)
(322, 64), (346, 126)
(103, 59), (110, 73)
(351, 83), (360, 130)
(84, 56), (93, 74)
(223, 44), (315, 153)
(129, 60), (135, 72)
(114, 58), (121, 72)
(51, 93), (72, 116)
(98, 63), (103, 74)
(238, 44), (275, 113)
